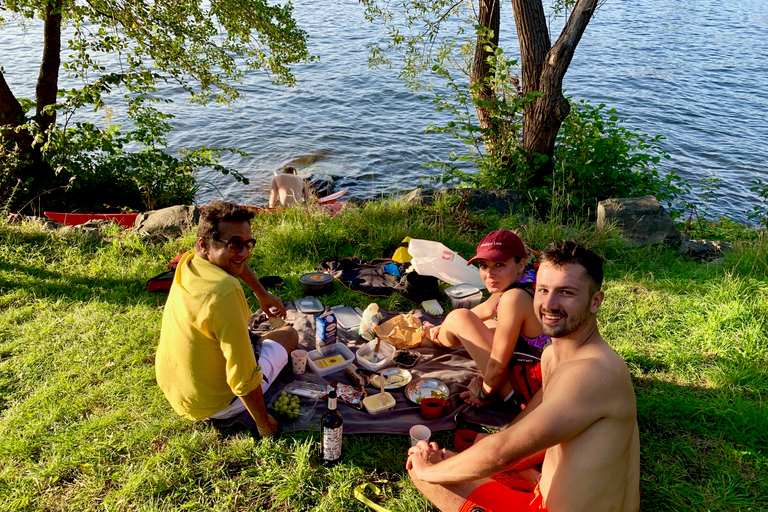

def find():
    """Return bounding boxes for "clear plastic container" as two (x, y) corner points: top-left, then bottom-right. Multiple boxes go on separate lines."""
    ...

(268, 392), (318, 423)
(355, 339), (395, 371)
(283, 380), (333, 399)
(444, 283), (483, 309)
(307, 343), (355, 377)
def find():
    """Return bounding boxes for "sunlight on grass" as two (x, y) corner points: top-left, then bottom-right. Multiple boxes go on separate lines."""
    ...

(1, 205), (766, 511)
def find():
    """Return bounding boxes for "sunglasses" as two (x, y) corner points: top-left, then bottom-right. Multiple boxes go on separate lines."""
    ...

(215, 238), (257, 253)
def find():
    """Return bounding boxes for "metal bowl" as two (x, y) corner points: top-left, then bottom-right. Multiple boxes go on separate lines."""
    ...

(369, 368), (412, 390)
(404, 378), (450, 404)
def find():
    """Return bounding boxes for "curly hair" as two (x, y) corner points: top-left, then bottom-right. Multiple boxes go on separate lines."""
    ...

(540, 240), (604, 293)
(197, 200), (255, 242)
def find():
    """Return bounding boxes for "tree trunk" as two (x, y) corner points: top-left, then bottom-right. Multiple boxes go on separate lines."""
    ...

(471, 0), (501, 137)
(0, 71), (27, 146)
(0, 0), (63, 211)
(36, 0), (62, 131)
(510, 0), (598, 186)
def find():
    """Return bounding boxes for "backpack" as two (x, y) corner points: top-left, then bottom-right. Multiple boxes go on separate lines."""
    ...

(145, 252), (185, 292)
(508, 339), (543, 404)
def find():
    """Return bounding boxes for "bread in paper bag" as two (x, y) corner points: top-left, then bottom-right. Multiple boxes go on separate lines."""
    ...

(374, 313), (423, 349)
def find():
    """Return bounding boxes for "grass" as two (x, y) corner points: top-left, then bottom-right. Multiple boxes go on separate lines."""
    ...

(0, 200), (766, 511)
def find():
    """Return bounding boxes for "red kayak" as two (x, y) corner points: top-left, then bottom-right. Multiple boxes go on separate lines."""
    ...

(44, 212), (139, 229)
(43, 191), (348, 228)
(316, 190), (347, 205)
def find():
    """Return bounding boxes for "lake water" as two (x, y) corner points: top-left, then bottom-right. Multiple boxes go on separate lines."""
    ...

(2, 0), (767, 221)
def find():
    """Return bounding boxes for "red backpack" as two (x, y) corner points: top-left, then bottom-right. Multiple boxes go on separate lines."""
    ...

(508, 342), (544, 404)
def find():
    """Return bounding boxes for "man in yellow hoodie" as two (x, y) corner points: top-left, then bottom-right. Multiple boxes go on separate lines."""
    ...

(155, 201), (298, 437)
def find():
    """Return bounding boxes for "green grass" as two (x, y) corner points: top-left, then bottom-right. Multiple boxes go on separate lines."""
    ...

(1, 201), (766, 511)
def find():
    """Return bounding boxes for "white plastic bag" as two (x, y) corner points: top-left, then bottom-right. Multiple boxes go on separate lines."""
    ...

(407, 238), (485, 288)
(358, 303), (383, 341)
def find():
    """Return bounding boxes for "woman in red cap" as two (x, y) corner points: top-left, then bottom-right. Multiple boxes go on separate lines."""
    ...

(423, 229), (549, 407)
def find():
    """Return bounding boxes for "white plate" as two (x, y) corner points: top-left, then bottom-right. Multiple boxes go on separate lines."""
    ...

(369, 368), (412, 390)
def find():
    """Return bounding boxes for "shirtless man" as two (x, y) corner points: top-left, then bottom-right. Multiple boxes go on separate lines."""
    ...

(268, 166), (309, 207)
(407, 240), (640, 512)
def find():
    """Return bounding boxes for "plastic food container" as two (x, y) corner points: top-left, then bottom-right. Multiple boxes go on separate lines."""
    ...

(307, 343), (355, 377)
(393, 349), (420, 369)
(445, 283), (483, 309)
(268, 392), (318, 423)
(355, 339), (395, 372)
(362, 392), (396, 414)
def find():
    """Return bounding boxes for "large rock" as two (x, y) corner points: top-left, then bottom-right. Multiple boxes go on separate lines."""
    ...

(446, 188), (521, 215)
(597, 196), (682, 247)
(400, 188), (436, 206)
(61, 219), (110, 242)
(679, 236), (733, 262)
(304, 173), (335, 197)
(134, 205), (200, 239)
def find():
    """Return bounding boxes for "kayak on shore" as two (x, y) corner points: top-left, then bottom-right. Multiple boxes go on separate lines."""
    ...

(43, 190), (348, 228)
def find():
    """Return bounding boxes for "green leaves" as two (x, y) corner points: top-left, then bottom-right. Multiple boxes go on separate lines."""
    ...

(1, 0), (315, 211)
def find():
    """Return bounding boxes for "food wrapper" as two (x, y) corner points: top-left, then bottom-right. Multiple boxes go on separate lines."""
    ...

(374, 313), (423, 349)
(328, 381), (367, 410)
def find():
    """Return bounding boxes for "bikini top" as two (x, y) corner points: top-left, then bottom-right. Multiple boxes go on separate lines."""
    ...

(495, 269), (551, 351)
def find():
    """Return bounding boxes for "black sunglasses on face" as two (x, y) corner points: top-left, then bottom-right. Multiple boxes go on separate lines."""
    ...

(215, 238), (257, 253)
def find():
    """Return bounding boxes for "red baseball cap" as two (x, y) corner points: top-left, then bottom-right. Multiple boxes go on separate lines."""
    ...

(467, 230), (526, 265)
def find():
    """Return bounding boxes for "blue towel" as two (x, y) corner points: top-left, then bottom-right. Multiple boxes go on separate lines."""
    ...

(383, 262), (401, 277)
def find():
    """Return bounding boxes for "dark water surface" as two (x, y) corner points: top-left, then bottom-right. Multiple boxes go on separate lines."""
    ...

(3, 0), (767, 220)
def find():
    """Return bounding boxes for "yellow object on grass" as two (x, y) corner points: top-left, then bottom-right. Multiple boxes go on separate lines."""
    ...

(392, 236), (412, 263)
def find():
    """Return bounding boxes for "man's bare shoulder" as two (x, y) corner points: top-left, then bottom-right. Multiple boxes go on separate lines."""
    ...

(545, 340), (634, 407)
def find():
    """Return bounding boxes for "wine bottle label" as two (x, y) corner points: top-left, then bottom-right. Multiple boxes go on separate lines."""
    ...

(322, 425), (343, 460)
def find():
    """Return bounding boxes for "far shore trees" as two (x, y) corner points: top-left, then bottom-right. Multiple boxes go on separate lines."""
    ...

(0, 0), (313, 212)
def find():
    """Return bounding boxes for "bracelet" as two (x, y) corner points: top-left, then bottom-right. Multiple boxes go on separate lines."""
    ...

(476, 386), (494, 402)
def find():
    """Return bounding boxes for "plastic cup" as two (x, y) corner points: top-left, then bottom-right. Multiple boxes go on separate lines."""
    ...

(291, 349), (308, 375)
(420, 398), (450, 420)
(409, 424), (431, 447)
(454, 429), (479, 452)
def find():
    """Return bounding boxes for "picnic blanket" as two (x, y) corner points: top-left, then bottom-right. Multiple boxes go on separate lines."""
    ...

(260, 304), (521, 435)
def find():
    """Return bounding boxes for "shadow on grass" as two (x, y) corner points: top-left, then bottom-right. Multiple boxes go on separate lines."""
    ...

(631, 368), (767, 512)
(0, 257), (161, 307)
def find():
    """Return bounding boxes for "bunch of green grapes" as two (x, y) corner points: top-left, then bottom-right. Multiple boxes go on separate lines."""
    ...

(273, 391), (301, 419)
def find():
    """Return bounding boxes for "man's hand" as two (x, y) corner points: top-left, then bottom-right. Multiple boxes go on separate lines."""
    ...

(237, 264), (287, 318)
(406, 441), (447, 478)
(258, 292), (287, 318)
(256, 414), (278, 438)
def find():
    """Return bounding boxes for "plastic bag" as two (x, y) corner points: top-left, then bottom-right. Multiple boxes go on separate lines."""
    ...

(407, 238), (485, 288)
(358, 303), (383, 341)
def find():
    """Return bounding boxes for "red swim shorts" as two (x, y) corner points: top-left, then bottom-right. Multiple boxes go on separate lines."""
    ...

(459, 482), (546, 512)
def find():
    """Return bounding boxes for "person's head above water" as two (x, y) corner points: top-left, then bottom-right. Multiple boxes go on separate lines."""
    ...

(467, 229), (527, 265)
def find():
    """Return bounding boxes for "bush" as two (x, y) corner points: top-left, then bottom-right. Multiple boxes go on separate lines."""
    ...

(424, 56), (687, 220)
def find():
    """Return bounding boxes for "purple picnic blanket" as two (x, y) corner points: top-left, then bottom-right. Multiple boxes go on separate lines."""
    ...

(261, 303), (521, 435)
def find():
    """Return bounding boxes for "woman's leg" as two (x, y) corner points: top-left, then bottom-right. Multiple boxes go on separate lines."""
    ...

(436, 309), (494, 365)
